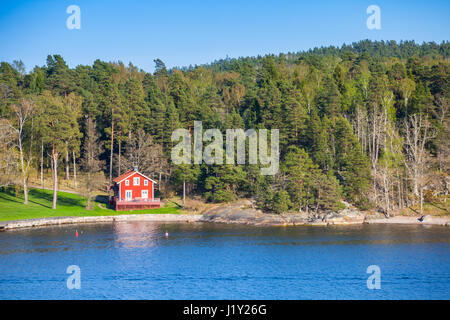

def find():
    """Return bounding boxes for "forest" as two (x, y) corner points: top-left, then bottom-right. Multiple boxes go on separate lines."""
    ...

(0, 40), (448, 216)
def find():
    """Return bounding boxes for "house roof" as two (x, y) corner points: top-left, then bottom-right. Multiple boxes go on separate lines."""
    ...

(113, 169), (134, 183)
(113, 169), (157, 184)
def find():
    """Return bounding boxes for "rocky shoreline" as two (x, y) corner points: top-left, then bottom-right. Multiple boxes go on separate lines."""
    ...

(1, 200), (449, 231)
(200, 200), (450, 227)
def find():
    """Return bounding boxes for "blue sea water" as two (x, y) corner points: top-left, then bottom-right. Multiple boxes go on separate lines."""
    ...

(0, 222), (449, 299)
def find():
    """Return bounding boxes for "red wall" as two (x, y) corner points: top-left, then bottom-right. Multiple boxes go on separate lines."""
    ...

(119, 172), (154, 200)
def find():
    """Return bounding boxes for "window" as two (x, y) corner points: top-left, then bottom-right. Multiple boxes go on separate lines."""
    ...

(125, 180), (129, 186)
(133, 177), (140, 186)
(144, 179), (148, 186)
(125, 190), (132, 200)
(141, 190), (148, 199)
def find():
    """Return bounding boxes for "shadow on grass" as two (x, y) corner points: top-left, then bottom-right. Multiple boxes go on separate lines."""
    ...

(0, 192), (22, 204)
(95, 195), (108, 204)
(1, 187), (18, 197)
(0, 187), (50, 208)
(168, 200), (183, 208)
(408, 207), (420, 215)
(429, 202), (448, 212)
(28, 189), (85, 208)
(27, 199), (51, 208)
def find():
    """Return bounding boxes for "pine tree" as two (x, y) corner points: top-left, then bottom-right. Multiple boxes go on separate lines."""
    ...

(81, 116), (104, 210)
(334, 116), (371, 206)
(38, 91), (77, 209)
(272, 190), (292, 214)
(317, 76), (341, 118)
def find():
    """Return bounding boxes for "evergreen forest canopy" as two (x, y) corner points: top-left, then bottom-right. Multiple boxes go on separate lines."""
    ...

(0, 40), (449, 214)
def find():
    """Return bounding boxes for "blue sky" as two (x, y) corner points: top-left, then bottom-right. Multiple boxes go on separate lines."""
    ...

(0, 0), (449, 72)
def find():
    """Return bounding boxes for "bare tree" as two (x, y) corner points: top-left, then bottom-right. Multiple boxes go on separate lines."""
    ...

(124, 130), (164, 173)
(434, 95), (449, 173)
(10, 98), (36, 204)
(404, 114), (436, 215)
(368, 101), (384, 205)
(377, 122), (404, 216)
(122, 129), (170, 195)
(372, 90), (405, 216)
(0, 118), (18, 187)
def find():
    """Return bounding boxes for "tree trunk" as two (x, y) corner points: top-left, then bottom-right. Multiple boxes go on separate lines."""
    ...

(73, 151), (77, 189)
(183, 179), (186, 208)
(159, 171), (162, 189)
(413, 169), (419, 198)
(371, 109), (378, 204)
(314, 202), (320, 216)
(40, 141), (44, 189)
(108, 121), (114, 202)
(420, 186), (424, 216)
(19, 140), (28, 205)
(86, 171), (91, 210)
(383, 173), (389, 217)
(23, 177), (28, 205)
(65, 142), (70, 180)
(396, 169), (402, 209)
(118, 139), (121, 176)
(52, 145), (58, 210)
(404, 98), (408, 118)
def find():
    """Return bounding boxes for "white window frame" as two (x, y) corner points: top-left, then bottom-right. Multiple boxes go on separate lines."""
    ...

(133, 177), (140, 186)
(125, 190), (132, 200)
(141, 190), (148, 199)
(125, 180), (129, 186)
(144, 179), (148, 186)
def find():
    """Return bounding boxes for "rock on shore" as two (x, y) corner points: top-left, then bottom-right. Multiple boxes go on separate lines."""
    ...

(200, 200), (365, 226)
(201, 200), (450, 227)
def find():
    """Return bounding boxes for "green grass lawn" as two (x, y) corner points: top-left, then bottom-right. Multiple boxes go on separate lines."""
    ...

(0, 187), (179, 222)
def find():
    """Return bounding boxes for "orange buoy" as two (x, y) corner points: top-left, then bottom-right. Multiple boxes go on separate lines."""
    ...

(75, 230), (79, 237)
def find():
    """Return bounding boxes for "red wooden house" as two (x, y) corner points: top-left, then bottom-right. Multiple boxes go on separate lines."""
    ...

(110, 167), (160, 211)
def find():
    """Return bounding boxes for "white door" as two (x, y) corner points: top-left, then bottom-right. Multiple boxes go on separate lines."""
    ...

(125, 190), (132, 201)
(141, 190), (148, 199)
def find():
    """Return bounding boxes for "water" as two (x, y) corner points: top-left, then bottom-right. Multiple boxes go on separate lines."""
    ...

(0, 222), (449, 299)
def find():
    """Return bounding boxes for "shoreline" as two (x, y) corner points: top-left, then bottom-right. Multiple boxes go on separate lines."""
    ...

(1, 213), (449, 231)
(0, 214), (202, 231)
(365, 215), (450, 226)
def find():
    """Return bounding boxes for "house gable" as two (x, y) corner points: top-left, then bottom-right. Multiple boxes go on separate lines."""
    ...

(116, 171), (155, 201)
(115, 170), (157, 185)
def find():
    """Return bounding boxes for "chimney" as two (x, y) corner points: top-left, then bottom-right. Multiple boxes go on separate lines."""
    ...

(133, 165), (139, 172)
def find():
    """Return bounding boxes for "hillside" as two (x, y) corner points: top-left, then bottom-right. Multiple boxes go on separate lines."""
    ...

(0, 40), (449, 216)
